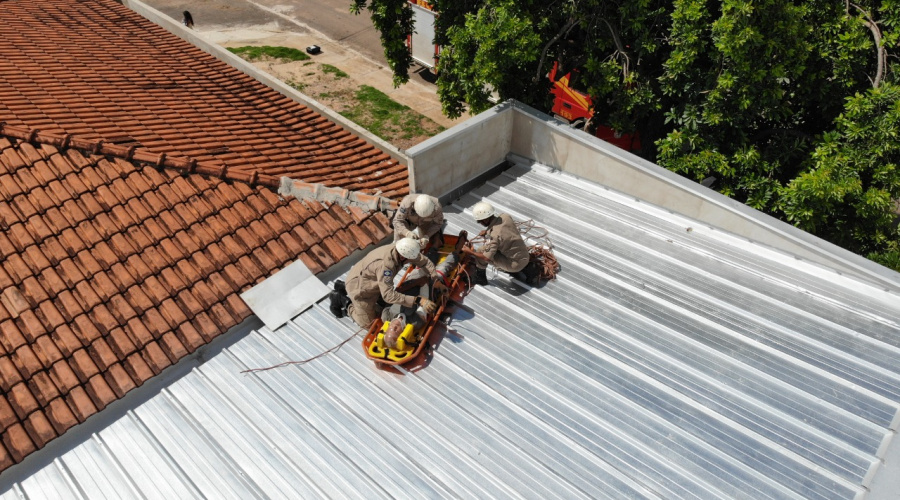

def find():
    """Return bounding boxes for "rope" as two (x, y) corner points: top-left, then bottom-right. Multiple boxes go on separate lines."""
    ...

(516, 219), (560, 281)
(469, 218), (560, 282)
(240, 327), (363, 373)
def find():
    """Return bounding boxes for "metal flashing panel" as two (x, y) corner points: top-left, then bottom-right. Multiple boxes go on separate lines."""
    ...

(241, 258), (331, 331)
(3, 163), (899, 499)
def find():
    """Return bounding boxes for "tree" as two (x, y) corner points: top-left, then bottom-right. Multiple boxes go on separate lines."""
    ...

(353, 0), (900, 270)
(780, 84), (900, 263)
(351, 0), (415, 87)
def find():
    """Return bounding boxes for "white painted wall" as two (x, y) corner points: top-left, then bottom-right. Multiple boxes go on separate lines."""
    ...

(406, 102), (513, 198)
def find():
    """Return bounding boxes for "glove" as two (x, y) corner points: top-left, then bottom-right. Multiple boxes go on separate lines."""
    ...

(419, 237), (430, 249)
(420, 298), (438, 315)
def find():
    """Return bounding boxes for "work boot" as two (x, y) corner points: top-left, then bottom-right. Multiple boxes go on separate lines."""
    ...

(523, 261), (541, 286)
(473, 268), (488, 286)
(329, 291), (350, 318)
(333, 280), (346, 294)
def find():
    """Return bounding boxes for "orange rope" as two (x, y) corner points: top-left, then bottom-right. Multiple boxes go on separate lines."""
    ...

(529, 245), (560, 281)
(517, 219), (560, 282)
(240, 327), (363, 373)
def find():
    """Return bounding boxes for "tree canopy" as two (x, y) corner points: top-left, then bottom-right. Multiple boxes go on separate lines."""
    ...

(352, 0), (900, 271)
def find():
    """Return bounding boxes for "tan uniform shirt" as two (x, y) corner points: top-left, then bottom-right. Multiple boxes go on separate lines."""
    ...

(346, 244), (436, 310)
(480, 213), (530, 273)
(392, 194), (444, 241)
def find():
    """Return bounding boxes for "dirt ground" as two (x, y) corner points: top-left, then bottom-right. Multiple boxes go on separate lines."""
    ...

(233, 55), (446, 150)
(140, 0), (465, 150)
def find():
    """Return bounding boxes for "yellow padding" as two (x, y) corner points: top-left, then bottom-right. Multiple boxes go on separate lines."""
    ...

(367, 320), (417, 362)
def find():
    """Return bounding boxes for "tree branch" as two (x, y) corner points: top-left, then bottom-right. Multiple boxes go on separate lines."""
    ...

(848, 1), (886, 88)
(533, 17), (578, 83)
(602, 18), (630, 80)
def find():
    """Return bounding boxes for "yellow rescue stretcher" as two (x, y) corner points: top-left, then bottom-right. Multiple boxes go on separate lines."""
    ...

(362, 231), (472, 366)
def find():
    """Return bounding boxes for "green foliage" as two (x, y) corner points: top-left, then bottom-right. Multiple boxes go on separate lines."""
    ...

(780, 84), (900, 261)
(356, 0), (900, 270)
(227, 46), (311, 62)
(321, 64), (349, 79)
(351, 0), (415, 86)
(437, 0), (546, 117)
(286, 79), (307, 92)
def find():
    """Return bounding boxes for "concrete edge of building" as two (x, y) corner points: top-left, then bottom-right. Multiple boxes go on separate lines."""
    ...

(119, 0), (409, 167)
(407, 100), (900, 293)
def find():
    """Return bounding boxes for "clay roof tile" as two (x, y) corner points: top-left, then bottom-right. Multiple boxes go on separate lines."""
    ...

(7, 383), (39, 420)
(44, 397), (78, 436)
(0, 357), (24, 393)
(24, 411), (57, 449)
(65, 386), (98, 423)
(104, 363), (136, 398)
(84, 374), (116, 411)
(48, 361), (80, 396)
(3, 423), (36, 462)
(140, 341), (171, 375)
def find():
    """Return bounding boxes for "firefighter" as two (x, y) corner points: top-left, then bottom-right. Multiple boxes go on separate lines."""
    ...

(463, 201), (540, 286)
(344, 238), (441, 328)
(393, 193), (444, 250)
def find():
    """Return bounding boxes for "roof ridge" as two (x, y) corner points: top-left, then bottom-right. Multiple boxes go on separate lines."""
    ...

(278, 177), (399, 212)
(0, 123), (281, 189)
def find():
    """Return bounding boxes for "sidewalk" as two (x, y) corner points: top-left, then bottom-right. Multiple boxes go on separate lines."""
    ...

(198, 25), (469, 129)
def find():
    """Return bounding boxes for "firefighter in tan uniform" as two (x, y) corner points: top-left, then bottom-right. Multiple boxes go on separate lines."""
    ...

(463, 201), (540, 286)
(345, 238), (441, 328)
(392, 194), (444, 248)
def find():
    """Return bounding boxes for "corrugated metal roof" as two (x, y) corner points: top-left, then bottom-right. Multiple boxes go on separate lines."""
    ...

(3, 161), (899, 499)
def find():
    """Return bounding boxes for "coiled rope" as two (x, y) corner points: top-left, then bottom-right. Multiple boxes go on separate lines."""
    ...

(516, 219), (560, 282)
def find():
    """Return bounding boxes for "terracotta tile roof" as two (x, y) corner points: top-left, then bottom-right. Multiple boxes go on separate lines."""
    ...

(0, 0), (409, 199)
(0, 0), (402, 472)
(0, 129), (393, 471)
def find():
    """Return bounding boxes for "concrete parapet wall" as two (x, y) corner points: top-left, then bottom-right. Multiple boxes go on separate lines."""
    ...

(405, 102), (514, 199)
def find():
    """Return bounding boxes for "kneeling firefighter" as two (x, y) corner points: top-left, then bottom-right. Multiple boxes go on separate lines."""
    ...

(336, 238), (445, 328)
(463, 201), (540, 286)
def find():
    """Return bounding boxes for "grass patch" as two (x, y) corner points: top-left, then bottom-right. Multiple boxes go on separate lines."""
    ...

(341, 85), (444, 141)
(321, 64), (349, 79)
(286, 79), (307, 92)
(227, 46), (310, 63)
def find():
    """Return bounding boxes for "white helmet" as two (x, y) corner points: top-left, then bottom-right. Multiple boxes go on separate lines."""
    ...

(414, 195), (436, 217)
(395, 237), (421, 260)
(472, 201), (495, 221)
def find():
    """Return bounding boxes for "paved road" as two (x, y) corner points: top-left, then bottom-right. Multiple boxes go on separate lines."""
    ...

(141, 0), (387, 65)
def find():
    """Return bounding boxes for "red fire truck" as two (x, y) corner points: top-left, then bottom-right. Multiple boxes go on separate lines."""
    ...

(404, 2), (640, 152)
(548, 61), (641, 152)
(407, 0), (440, 71)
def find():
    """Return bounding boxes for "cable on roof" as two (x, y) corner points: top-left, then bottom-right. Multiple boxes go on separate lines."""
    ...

(240, 327), (363, 373)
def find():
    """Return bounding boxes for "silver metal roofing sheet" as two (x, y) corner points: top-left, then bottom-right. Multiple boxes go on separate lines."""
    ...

(2, 162), (899, 499)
